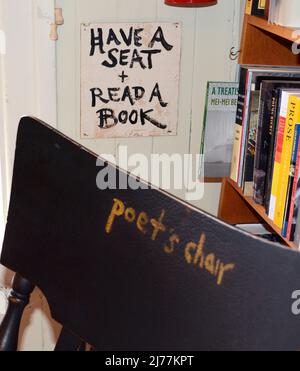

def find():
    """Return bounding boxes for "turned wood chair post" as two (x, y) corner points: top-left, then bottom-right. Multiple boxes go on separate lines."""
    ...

(0, 274), (35, 351)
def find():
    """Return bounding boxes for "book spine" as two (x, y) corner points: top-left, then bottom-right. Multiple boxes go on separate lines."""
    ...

(287, 125), (300, 240)
(245, 0), (253, 15)
(243, 91), (260, 196)
(251, 0), (266, 17)
(293, 185), (300, 247)
(264, 90), (279, 212)
(274, 96), (300, 228)
(238, 81), (253, 188)
(268, 114), (286, 220)
(230, 68), (248, 182)
(253, 87), (267, 205)
(282, 126), (300, 237)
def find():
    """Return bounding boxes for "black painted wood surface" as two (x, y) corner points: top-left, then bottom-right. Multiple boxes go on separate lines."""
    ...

(1, 117), (300, 351)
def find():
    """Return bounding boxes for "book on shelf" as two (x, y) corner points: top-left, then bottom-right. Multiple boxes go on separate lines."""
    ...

(252, 75), (300, 205)
(230, 67), (248, 182)
(254, 81), (300, 207)
(293, 179), (300, 248)
(200, 81), (238, 178)
(274, 95), (300, 229)
(245, 0), (268, 18)
(232, 66), (276, 185)
(230, 66), (300, 190)
(268, 0), (300, 28)
(282, 124), (300, 238)
(230, 64), (300, 245)
(287, 127), (300, 241)
(243, 91), (260, 196)
(269, 92), (300, 222)
(268, 90), (291, 220)
(264, 86), (300, 213)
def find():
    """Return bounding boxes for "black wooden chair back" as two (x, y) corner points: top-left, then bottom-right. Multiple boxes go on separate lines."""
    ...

(1, 117), (300, 351)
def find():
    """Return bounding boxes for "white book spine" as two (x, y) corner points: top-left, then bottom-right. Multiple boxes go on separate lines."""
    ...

(276, 0), (300, 28)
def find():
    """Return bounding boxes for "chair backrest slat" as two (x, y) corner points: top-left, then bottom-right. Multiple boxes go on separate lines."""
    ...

(1, 117), (300, 351)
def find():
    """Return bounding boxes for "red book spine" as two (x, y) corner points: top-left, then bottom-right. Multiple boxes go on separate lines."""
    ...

(275, 116), (286, 164)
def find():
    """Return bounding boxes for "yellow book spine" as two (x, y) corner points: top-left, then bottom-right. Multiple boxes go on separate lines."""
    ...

(258, 0), (266, 9)
(245, 0), (253, 15)
(274, 96), (300, 228)
(269, 162), (280, 220)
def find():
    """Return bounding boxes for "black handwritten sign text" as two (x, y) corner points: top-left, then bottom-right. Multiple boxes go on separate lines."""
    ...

(81, 22), (181, 139)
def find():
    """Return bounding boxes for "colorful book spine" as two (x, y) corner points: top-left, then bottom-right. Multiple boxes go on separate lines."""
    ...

(245, 0), (253, 15)
(264, 90), (280, 213)
(282, 125), (300, 237)
(287, 124), (300, 240)
(269, 92), (291, 221)
(274, 95), (300, 228)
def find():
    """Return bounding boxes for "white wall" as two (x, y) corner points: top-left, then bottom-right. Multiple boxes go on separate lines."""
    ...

(0, 0), (57, 212)
(57, 0), (242, 215)
(0, 0), (60, 351)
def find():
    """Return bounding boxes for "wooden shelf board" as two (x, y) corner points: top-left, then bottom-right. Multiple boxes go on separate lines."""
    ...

(226, 177), (297, 250)
(247, 15), (297, 43)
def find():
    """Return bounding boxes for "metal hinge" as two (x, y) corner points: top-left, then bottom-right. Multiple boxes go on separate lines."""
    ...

(49, 8), (64, 41)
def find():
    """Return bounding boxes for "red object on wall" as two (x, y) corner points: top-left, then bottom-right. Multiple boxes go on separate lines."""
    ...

(165, 0), (217, 6)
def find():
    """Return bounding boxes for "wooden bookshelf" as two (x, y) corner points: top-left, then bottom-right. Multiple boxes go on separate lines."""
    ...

(218, 178), (297, 250)
(239, 15), (300, 66)
(247, 15), (297, 43)
(215, 10), (300, 249)
(216, 12), (300, 249)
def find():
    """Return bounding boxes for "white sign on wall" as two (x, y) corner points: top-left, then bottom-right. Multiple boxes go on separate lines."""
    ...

(81, 22), (181, 139)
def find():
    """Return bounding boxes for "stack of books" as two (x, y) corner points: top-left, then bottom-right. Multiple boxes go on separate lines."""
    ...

(230, 65), (300, 245)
